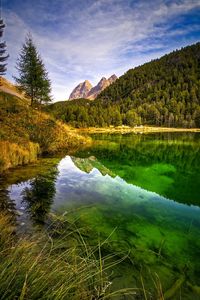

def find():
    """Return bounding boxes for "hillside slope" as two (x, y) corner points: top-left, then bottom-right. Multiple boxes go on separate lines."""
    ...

(0, 77), (28, 101)
(0, 87), (89, 172)
(98, 42), (200, 127)
(47, 43), (200, 128)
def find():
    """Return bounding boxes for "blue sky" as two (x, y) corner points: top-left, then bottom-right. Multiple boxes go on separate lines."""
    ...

(2, 0), (200, 100)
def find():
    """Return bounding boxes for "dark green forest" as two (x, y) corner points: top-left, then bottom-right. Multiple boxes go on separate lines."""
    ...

(46, 42), (200, 128)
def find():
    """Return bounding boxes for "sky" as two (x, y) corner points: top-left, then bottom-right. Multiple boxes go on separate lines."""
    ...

(2, 0), (200, 101)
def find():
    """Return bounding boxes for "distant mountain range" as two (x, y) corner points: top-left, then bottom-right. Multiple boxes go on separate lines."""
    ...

(69, 74), (118, 100)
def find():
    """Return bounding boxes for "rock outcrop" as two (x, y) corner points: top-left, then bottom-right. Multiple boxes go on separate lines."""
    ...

(69, 75), (117, 100)
(69, 80), (93, 100)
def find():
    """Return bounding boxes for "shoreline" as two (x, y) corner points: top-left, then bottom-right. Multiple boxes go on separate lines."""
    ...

(77, 126), (200, 134)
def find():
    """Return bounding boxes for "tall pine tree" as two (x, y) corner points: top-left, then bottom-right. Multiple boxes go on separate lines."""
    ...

(15, 35), (51, 106)
(0, 17), (9, 83)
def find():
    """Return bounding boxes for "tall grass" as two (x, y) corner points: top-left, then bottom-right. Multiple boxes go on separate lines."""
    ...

(0, 141), (39, 172)
(0, 214), (138, 300)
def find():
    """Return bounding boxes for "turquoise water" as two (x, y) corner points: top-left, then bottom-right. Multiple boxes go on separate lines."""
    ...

(1, 132), (200, 299)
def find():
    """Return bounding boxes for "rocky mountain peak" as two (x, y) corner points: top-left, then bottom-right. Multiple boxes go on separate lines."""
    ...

(96, 77), (109, 89)
(99, 77), (107, 82)
(108, 74), (118, 83)
(69, 80), (93, 100)
(69, 74), (118, 100)
(84, 80), (92, 87)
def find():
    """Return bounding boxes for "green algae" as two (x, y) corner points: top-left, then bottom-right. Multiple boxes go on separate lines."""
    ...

(163, 275), (185, 299)
(62, 201), (200, 299)
(187, 282), (200, 297)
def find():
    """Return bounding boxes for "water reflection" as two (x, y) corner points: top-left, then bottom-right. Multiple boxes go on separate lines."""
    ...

(6, 163), (59, 228)
(50, 154), (200, 297)
(47, 156), (199, 282)
(75, 132), (200, 206)
(22, 169), (58, 224)
(3, 133), (200, 228)
(0, 188), (17, 225)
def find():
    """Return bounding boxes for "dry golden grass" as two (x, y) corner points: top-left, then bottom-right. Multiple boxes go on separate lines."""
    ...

(0, 77), (28, 100)
(0, 141), (39, 172)
(0, 91), (91, 172)
(78, 126), (200, 134)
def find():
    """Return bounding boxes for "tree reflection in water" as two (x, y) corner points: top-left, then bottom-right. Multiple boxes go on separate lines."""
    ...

(22, 168), (58, 224)
(0, 188), (17, 226)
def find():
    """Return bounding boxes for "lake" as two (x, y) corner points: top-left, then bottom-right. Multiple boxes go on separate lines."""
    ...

(1, 132), (200, 299)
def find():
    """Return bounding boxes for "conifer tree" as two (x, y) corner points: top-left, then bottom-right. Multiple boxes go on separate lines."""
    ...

(15, 35), (51, 106)
(0, 17), (9, 83)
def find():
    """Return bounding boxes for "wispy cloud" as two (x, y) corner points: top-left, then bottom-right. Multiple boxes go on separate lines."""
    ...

(3, 0), (200, 100)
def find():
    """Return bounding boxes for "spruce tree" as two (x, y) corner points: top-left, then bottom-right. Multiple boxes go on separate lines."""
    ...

(37, 56), (52, 105)
(15, 35), (51, 106)
(0, 18), (9, 82)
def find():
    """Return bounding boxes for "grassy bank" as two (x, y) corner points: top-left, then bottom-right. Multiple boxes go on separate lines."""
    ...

(0, 91), (90, 172)
(77, 126), (200, 134)
(0, 141), (40, 172)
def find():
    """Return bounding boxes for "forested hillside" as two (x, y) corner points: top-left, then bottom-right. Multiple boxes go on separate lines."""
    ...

(47, 43), (200, 128)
